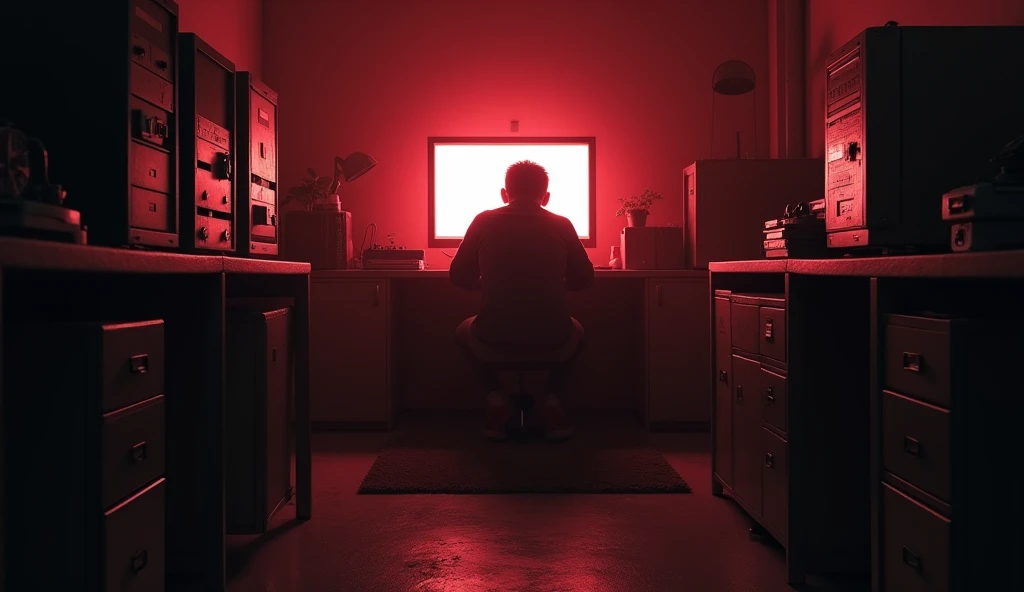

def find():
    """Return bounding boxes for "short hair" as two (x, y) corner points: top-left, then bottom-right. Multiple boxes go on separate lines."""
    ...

(504, 160), (549, 201)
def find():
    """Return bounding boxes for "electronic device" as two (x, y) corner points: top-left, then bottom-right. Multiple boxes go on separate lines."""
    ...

(762, 199), (829, 259)
(941, 134), (1024, 252)
(362, 247), (426, 270)
(178, 33), (236, 252)
(236, 73), (279, 257)
(824, 24), (1024, 251)
(0, 121), (86, 244)
(281, 199), (355, 269)
(683, 158), (824, 268)
(0, 0), (180, 248)
(427, 137), (596, 247)
(619, 226), (684, 270)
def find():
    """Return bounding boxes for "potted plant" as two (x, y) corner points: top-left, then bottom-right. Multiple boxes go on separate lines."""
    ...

(281, 167), (354, 268)
(615, 189), (663, 227)
(283, 168), (334, 210)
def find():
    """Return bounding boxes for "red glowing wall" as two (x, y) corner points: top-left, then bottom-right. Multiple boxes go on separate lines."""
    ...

(263, 0), (771, 268)
(177, 0), (264, 77)
(805, 0), (1024, 158)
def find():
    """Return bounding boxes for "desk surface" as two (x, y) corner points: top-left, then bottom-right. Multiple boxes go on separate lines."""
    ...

(0, 237), (310, 275)
(314, 268), (709, 280)
(709, 250), (1024, 278)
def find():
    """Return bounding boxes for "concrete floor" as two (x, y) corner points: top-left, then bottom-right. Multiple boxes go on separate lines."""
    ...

(226, 420), (866, 592)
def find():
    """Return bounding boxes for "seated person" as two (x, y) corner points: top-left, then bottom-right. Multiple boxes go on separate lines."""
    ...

(449, 160), (595, 441)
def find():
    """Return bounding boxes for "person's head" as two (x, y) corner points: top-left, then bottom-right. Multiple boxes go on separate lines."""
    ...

(501, 160), (550, 206)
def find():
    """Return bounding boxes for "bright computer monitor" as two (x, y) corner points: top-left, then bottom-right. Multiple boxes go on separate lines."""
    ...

(427, 137), (597, 248)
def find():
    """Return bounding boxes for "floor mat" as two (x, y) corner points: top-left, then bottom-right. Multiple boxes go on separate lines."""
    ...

(358, 415), (692, 494)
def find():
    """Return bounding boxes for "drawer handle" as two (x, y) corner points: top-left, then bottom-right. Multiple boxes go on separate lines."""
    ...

(736, 385), (744, 402)
(131, 549), (149, 574)
(130, 441), (148, 463)
(765, 452), (774, 468)
(902, 352), (922, 372)
(719, 370), (728, 383)
(765, 386), (775, 405)
(901, 547), (922, 573)
(903, 436), (921, 457)
(129, 354), (149, 374)
(764, 320), (774, 341)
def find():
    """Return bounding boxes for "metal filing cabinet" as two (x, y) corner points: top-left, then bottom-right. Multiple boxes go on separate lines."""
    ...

(876, 314), (1024, 592)
(226, 306), (293, 534)
(4, 320), (167, 592)
(723, 292), (790, 543)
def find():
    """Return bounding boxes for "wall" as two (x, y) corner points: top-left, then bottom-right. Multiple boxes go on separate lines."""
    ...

(177, 0), (263, 76)
(804, 0), (1024, 157)
(263, 0), (770, 267)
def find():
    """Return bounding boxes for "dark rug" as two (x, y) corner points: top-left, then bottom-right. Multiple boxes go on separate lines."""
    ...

(358, 415), (691, 494)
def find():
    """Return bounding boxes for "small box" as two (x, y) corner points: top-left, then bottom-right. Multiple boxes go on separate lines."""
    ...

(620, 226), (685, 270)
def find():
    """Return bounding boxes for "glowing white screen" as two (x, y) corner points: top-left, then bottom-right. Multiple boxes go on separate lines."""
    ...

(432, 143), (591, 239)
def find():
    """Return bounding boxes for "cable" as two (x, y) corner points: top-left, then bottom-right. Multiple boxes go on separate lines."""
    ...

(355, 222), (377, 268)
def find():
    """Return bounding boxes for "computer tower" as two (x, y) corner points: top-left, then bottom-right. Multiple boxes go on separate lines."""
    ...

(683, 159), (824, 268)
(236, 73), (280, 257)
(0, 0), (181, 248)
(824, 25), (1024, 250)
(178, 33), (236, 252)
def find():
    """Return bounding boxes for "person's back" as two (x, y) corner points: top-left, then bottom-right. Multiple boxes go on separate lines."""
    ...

(450, 160), (594, 441)
(451, 200), (593, 349)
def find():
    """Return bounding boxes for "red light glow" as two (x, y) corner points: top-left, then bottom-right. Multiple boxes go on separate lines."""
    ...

(432, 143), (592, 240)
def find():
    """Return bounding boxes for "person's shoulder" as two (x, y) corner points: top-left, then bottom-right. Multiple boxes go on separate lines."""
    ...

(470, 208), (499, 225)
(543, 210), (577, 231)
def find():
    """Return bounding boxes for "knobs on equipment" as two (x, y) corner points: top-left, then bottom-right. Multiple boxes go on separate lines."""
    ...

(222, 229), (231, 242)
(198, 226), (209, 240)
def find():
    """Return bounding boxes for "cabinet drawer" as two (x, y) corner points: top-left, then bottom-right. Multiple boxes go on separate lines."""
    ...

(762, 428), (788, 543)
(882, 390), (951, 502)
(101, 320), (165, 413)
(759, 306), (786, 363)
(730, 301), (760, 354)
(882, 483), (950, 592)
(760, 367), (787, 432)
(102, 395), (166, 508)
(885, 316), (951, 408)
(104, 478), (165, 592)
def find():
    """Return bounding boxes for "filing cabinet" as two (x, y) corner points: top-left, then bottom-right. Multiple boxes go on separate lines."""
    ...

(876, 313), (1023, 592)
(226, 306), (294, 534)
(4, 320), (167, 592)
(713, 291), (789, 545)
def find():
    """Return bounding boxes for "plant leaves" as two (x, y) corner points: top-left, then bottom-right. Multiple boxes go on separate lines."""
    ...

(307, 168), (318, 178)
(314, 177), (332, 189)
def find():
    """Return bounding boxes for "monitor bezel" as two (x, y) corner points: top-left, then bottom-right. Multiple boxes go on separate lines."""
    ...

(427, 136), (597, 248)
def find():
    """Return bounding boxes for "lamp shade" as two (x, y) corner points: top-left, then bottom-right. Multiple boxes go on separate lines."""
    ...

(339, 151), (377, 182)
(712, 60), (755, 96)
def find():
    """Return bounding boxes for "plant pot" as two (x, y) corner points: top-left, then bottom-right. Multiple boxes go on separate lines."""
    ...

(625, 210), (648, 227)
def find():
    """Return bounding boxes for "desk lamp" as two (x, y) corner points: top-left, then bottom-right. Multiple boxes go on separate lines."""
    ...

(329, 151), (377, 194)
(710, 59), (757, 158)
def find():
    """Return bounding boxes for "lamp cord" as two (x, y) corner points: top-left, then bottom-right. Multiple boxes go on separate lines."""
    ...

(709, 78), (758, 158)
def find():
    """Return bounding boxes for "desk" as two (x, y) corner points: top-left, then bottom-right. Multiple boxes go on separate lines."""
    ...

(0, 237), (312, 592)
(309, 268), (710, 430)
(709, 251), (1024, 590)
